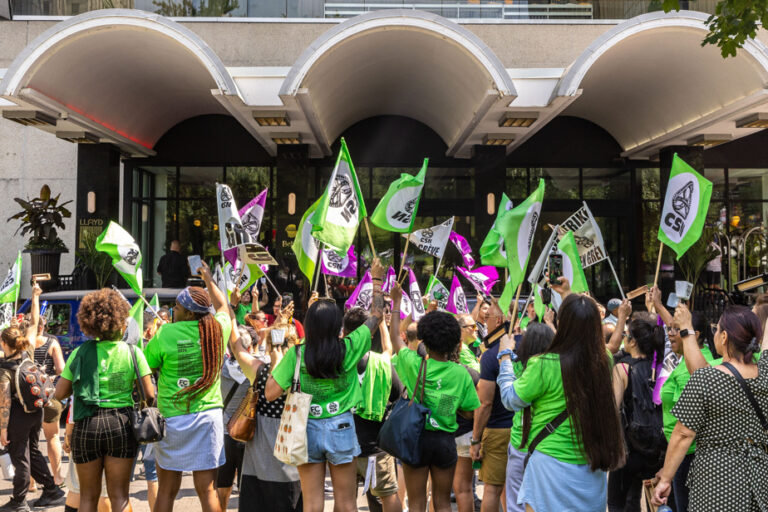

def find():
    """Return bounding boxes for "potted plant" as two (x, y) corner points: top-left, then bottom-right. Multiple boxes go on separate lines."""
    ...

(76, 230), (114, 289)
(8, 185), (72, 290)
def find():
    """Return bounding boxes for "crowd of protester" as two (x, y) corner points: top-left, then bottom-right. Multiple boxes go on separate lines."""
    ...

(2, 260), (768, 512)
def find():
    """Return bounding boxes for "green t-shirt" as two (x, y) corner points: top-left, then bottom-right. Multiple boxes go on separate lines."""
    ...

(392, 347), (480, 433)
(513, 353), (586, 465)
(661, 346), (720, 453)
(459, 343), (480, 372)
(508, 360), (527, 451)
(144, 311), (232, 418)
(271, 324), (372, 419)
(234, 304), (252, 326)
(61, 341), (151, 409)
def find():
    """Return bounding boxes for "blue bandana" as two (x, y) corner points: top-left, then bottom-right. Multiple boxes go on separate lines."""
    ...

(177, 288), (214, 315)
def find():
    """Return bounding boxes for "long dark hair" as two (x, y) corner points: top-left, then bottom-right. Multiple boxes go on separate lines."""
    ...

(546, 294), (625, 471)
(304, 300), (345, 379)
(718, 305), (763, 364)
(628, 313), (665, 375)
(518, 323), (555, 449)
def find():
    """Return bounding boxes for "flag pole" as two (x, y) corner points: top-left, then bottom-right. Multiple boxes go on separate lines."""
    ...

(606, 257), (626, 299)
(514, 293), (534, 330)
(653, 241), (664, 288)
(507, 284), (523, 335)
(398, 236), (411, 282)
(111, 285), (159, 319)
(363, 218), (376, 255)
(262, 272), (281, 297)
(312, 243), (324, 293)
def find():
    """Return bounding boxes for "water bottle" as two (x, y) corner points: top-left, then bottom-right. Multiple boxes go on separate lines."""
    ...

(657, 506), (673, 512)
(0, 449), (14, 480)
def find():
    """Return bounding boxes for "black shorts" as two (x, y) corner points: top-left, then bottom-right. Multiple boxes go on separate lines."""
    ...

(217, 434), (245, 488)
(410, 430), (458, 469)
(72, 407), (138, 464)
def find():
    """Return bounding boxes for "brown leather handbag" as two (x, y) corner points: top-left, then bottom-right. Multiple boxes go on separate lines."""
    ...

(227, 380), (260, 443)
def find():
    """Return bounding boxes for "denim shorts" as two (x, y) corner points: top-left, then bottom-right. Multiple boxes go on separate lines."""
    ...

(306, 411), (361, 465)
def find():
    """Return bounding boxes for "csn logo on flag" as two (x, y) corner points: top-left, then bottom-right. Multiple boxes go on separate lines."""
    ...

(662, 176), (698, 242)
(329, 173), (357, 224)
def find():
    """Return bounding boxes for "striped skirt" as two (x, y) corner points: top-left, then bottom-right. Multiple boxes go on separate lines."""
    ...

(154, 408), (225, 472)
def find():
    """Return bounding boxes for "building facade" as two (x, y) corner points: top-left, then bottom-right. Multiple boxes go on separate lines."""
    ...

(2, 6), (768, 301)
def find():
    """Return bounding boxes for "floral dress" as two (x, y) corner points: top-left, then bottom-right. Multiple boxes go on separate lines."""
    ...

(671, 351), (768, 511)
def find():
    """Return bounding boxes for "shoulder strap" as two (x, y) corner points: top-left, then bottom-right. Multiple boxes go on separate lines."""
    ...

(524, 410), (568, 468)
(409, 357), (427, 405)
(129, 344), (147, 406)
(291, 346), (302, 393)
(222, 381), (239, 410)
(722, 362), (768, 433)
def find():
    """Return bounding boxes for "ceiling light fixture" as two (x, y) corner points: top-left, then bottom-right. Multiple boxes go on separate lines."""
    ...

(687, 134), (731, 147)
(735, 113), (768, 129)
(499, 113), (538, 128)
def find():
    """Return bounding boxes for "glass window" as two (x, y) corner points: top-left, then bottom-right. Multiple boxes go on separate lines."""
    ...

(506, 168), (528, 199)
(371, 168), (409, 199)
(179, 167), (224, 198)
(636, 168), (660, 200)
(582, 169), (630, 200)
(705, 169), (726, 201)
(529, 168), (579, 200)
(45, 303), (71, 337)
(729, 169), (768, 202)
(424, 168), (474, 199)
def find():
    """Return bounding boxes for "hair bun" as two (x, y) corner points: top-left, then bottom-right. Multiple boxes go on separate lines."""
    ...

(748, 337), (761, 352)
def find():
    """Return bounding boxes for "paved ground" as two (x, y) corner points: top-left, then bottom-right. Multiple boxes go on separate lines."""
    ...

(0, 433), (472, 511)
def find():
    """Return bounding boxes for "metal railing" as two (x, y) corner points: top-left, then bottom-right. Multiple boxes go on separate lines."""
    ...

(10, 0), (718, 20)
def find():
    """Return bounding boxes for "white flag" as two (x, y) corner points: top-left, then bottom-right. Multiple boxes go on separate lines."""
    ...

(559, 202), (607, 268)
(404, 218), (455, 258)
(217, 183), (252, 253)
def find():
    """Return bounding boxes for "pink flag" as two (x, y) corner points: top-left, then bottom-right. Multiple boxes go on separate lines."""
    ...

(345, 271), (372, 310)
(456, 266), (499, 296)
(321, 245), (357, 278)
(449, 232), (476, 269)
(382, 267), (397, 294)
(446, 275), (469, 315)
(408, 269), (426, 321)
(222, 188), (269, 265)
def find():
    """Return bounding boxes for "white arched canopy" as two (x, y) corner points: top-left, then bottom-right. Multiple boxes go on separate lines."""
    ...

(559, 11), (768, 158)
(1, 9), (237, 155)
(279, 10), (517, 157)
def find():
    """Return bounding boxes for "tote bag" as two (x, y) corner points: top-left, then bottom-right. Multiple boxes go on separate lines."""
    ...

(377, 357), (431, 466)
(274, 346), (312, 466)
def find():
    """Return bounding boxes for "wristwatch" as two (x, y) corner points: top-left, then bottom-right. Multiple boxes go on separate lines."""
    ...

(470, 438), (482, 446)
(497, 349), (517, 361)
(679, 328), (691, 338)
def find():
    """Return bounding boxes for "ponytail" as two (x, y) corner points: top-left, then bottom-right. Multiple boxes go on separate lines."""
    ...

(628, 313), (665, 381)
(1, 327), (29, 355)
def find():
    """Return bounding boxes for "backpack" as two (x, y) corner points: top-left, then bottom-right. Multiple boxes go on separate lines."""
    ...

(1, 354), (56, 413)
(619, 357), (666, 461)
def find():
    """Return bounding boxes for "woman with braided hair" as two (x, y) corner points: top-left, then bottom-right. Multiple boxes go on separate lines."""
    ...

(145, 261), (231, 512)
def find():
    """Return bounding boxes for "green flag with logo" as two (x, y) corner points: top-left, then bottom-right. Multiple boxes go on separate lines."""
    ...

(95, 222), (143, 295)
(556, 231), (588, 294)
(0, 251), (22, 304)
(498, 179), (545, 290)
(658, 154), (713, 260)
(425, 275), (450, 310)
(293, 198), (323, 285)
(480, 193), (514, 268)
(311, 138), (367, 252)
(371, 158), (428, 233)
(498, 276), (515, 315)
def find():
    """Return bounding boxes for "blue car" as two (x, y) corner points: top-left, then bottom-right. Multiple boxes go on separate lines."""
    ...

(16, 288), (182, 358)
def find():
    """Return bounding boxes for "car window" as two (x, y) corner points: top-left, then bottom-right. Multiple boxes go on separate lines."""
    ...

(46, 303), (71, 336)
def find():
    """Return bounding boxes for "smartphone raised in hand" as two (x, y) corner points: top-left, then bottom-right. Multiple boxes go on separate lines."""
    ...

(187, 255), (203, 276)
(548, 254), (563, 282)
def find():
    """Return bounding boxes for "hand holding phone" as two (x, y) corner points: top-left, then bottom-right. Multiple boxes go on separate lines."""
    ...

(187, 255), (203, 276)
(548, 254), (563, 281)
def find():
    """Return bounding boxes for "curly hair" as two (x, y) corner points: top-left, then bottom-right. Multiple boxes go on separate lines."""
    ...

(343, 307), (369, 335)
(417, 311), (461, 357)
(77, 289), (130, 340)
(1, 327), (29, 355)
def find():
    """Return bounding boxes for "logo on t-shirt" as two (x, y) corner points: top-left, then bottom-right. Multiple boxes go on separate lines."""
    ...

(436, 379), (442, 390)
(177, 378), (190, 388)
(326, 401), (339, 415)
(429, 417), (440, 428)
(309, 404), (322, 417)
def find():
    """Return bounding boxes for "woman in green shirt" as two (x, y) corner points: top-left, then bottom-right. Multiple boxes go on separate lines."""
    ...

(497, 277), (625, 512)
(265, 258), (386, 512)
(55, 288), (154, 512)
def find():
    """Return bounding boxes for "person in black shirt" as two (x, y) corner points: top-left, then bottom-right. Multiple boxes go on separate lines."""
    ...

(156, 240), (189, 288)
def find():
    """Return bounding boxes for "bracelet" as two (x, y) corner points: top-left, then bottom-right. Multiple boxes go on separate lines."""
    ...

(470, 438), (482, 446)
(392, 309), (400, 314)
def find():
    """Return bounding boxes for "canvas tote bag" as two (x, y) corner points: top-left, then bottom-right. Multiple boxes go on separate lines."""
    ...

(273, 345), (312, 465)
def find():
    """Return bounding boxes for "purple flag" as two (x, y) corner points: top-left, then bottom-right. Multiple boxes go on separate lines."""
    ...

(382, 267), (397, 294)
(345, 271), (372, 310)
(446, 275), (469, 315)
(408, 269), (426, 321)
(456, 266), (499, 296)
(321, 245), (357, 278)
(221, 188), (269, 265)
(450, 232), (476, 269)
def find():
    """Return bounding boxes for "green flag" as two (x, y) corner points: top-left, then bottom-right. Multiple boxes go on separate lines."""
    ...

(150, 293), (160, 310)
(371, 159), (428, 233)
(96, 221), (143, 295)
(311, 138), (367, 252)
(425, 275), (449, 310)
(498, 179), (545, 288)
(0, 251), (22, 305)
(498, 276), (516, 315)
(480, 193), (514, 267)
(556, 231), (589, 294)
(533, 283), (547, 320)
(123, 299), (144, 346)
(658, 154), (713, 259)
(226, 260), (264, 295)
(293, 198), (322, 284)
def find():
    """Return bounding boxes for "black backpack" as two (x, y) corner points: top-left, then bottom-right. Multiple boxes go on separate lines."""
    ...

(619, 357), (667, 461)
(0, 354), (56, 413)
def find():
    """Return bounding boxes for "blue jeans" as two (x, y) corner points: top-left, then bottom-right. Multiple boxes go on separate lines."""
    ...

(306, 411), (360, 465)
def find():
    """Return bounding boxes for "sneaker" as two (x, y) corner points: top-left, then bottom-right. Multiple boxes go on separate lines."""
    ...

(0, 499), (30, 512)
(31, 487), (65, 508)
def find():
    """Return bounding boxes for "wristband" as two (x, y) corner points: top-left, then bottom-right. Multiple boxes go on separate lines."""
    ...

(470, 438), (482, 446)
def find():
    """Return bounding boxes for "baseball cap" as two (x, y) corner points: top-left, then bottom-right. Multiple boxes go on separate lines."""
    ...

(607, 298), (621, 312)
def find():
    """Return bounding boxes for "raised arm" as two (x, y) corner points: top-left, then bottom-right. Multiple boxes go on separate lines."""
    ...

(650, 286), (674, 327)
(389, 281), (404, 354)
(607, 299), (631, 355)
(200, 261), (228, 315)
(675, 304), (708, 374)
(26, 282), (42, 346)
(363, 258), (387, 335)
(471, 293), (483, 322)
(379, 317), (393, 357)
